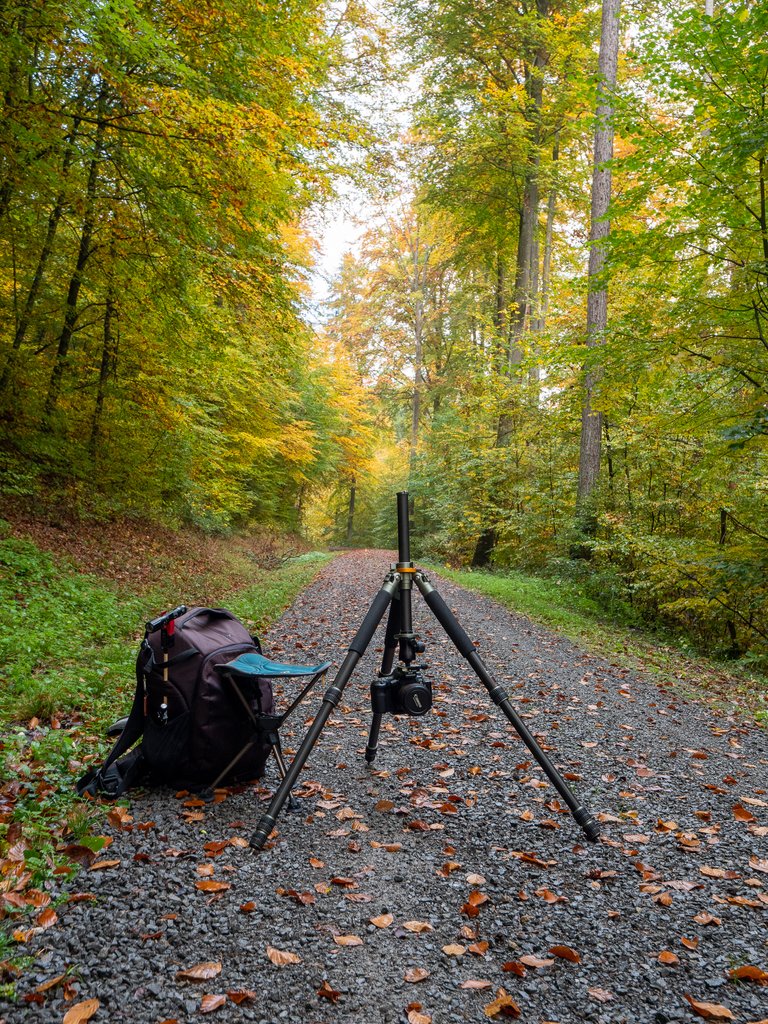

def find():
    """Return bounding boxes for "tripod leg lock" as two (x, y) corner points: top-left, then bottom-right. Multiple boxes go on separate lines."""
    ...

(487, 684), (508, 706)
(325, 686), (343, 708)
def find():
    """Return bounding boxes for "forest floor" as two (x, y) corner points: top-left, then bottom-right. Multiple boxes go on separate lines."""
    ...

(3, 549), (767, 1024)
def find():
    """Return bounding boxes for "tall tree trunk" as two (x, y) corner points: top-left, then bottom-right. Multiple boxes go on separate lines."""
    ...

(0, 108), (84, 394)
(42, 86), (107, 430)
(574, 0), (621, 543)
(472, 1), (548, 567)
(346, 480), (356, 545)
(89, 256), (118, 455)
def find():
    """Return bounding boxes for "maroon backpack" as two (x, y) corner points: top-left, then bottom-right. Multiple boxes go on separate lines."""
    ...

(77, 607), (274, 798)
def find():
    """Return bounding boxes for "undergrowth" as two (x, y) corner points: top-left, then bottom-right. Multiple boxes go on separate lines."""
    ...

(0, 525), (331, 979)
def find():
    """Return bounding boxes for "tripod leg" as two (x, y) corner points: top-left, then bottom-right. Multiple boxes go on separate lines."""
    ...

(365, 713), (383, 764)
(415, 573), (600, 842)
(250, 574), (399, 850)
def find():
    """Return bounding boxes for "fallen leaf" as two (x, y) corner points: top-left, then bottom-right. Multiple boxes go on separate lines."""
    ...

(442, 944), (466, 956)
(370, 914), (394, 928)
(483, 988), (521, 1019)
(549, 945), (580, 963)
(334, 935), (363, 947)
(200, 994), (227, 1014)
(502, 962), (526, 976)
(317, 981), (341, 1002)
(403, 921), (433, 933)
(467, 873), (486, 885)
(408, 1010), (431, 1024)
(682, 937), (699, 950)
(693, 913), (721, 926)
(519, 955), (554, 969)
(683, 993), (735, 1020)
(469, 942), (490, 955)
(330, 876), (357, 888)
(266, 946), (300, 966)
(404, 968), (430, 983)
(308, 857), (324, 868)
(88, 860), (120, 871)
(195, 881), (230, 893)
(34, 973), (67, 994)
(700, 867), (741, 880)
(729, 966), (768, 984)
(63, 1000), (100, 1024)
(461, 980), (493, 989)
(658, 951), (680, 965)
(239, 902), (256, 913)
(733, 805), (756, 823)
(176, 962), (222, 982)
(227, 990), (256, 1004)
(749, 856), (768, 874)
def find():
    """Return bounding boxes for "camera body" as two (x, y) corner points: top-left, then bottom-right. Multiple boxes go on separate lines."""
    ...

(371, 667), (432, 717)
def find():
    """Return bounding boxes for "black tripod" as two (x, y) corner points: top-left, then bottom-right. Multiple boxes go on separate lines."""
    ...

(251, 493), (600, 849)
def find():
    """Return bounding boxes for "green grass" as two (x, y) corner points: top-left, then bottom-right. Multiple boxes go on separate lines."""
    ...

(432, 563), (768, 721)
(0, 529), (332, 971)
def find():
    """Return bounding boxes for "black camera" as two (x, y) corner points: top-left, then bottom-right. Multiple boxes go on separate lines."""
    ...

(371, 668), (432, 716)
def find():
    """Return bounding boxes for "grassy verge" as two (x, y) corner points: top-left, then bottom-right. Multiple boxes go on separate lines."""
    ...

(0, 524), (331, 975)
(432, 564), (768, 724)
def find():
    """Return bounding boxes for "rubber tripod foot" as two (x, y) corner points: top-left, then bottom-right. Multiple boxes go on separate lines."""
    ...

(574, 807), (601, 842)
(364, 748), (377, 764)
(250, 814), (276, 851)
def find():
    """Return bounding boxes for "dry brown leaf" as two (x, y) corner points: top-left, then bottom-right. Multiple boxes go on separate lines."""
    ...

(749, 856), (768, 874)
(200, 994), (227, 1014)
(239, 901), (256, 913)
(469, 942), (490, 956)
(461, 980), (493, 990)
(403, 920), (433, 933)
(334, 934), (363, 947)
(407, 1011), (431, 1024)
(195, 880), (230, 893)
(37, 908), (58, 930)
(700, 866), (740, 880)
(733, 804), (756, 823)
(683, 993), (735, 1021)
(442, 943), (466, 956)
(317, 981), (341, 1002)
(63, 999), (100, 1024)
(502, 962), (526, 976)
(658, 951), (680, 966)
(682, 937), (699, 950)
(549, 945), (580, 963)
(693, 912), (721, 926)
(519, 955), (554, 969)
(370, 914), (394, 928)
(483, 988), (521, 1019)
(176, 962), (222, 983)
(308, 856), (324, 868)
(330, 876), (357, 888)
(729, 966), (768, 984)
(404, 968), (430, 983)
(266, 945), (301, 966)
(466, 873), (487, 885)
(227, 990), (256, 1005)
(88, 860), (120, 871)
(34, 973), (66, 994)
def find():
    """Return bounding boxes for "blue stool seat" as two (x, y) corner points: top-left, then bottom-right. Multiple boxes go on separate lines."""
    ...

(220, 653), (332, 679)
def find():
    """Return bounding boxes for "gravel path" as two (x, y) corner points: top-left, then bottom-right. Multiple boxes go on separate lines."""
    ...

(8, 551), (768, 1024)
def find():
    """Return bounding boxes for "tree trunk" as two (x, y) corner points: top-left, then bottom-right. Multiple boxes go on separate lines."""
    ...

(574, 0), (621, 543)
(42, 86), (106, 429)
(346, 481), (356, 545)
(0, 110), (84, 394)
(89, 269), (117, 455)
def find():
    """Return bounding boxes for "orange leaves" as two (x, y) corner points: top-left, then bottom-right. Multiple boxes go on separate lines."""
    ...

(483, 988), (521, 1019)
(195, 880), (230, 893)
(176, 962), (222, 982)
(658, 951), (679, 965)
(403, 920), (434, 933)
(317, 981), (341, 1002)
(733, 804), (756, 823)
(442, 943), (466, 956)
(729, 965), (768, 984)
(519, 955), (554, 969)
(266, 946), (301, 966)
(461, 890), (490, 917)
(63, 1000), (100, 1024)
(276, 887), (315, 906)
(200, 994), (227, 1014)
(404, 968), (430, 983)
(333, 934), (363, 947)
(549, 945), (581, 963)
(683, 994), (735, 1020)
(369, 913), (394, 928)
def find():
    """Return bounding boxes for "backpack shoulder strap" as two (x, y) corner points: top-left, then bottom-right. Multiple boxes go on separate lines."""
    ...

(76, 643), (150, 799)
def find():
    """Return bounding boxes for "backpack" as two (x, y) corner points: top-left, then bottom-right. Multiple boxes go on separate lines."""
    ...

(77, 606), (274, 799)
